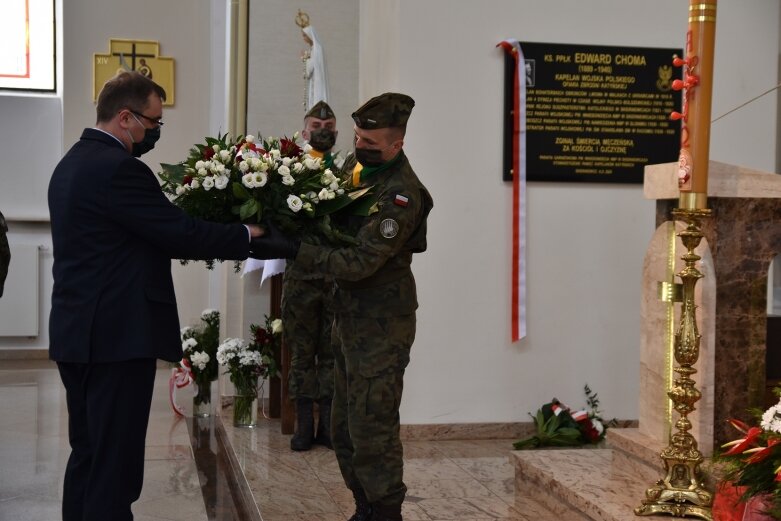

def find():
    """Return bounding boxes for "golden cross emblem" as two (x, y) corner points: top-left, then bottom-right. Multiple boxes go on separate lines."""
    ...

(93, 39), (175, 105)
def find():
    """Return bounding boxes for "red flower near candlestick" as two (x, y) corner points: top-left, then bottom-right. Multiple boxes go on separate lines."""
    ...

(716, 387), (781, 518)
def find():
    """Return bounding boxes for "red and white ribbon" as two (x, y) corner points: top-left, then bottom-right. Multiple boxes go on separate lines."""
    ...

(169, 359), (193, 416)
(571, 409), (589, 422)
(497, 38), (527, 342)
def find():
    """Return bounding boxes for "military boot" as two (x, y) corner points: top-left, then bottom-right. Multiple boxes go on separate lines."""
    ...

(290, 398), (314, 451)
(369, 503), (403, 521)
(347, 488), (372, 521)
(313, 397), (333, 449)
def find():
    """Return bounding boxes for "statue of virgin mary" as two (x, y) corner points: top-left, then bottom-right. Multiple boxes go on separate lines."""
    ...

(302, 25), (330, 109)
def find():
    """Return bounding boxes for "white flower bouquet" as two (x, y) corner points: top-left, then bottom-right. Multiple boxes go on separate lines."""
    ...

(158, 133), (368, 269)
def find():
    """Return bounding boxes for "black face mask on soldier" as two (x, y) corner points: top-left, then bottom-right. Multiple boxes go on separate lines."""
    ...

(308, 128), (336, 152)
(354, 147), (385, 166)
(128, 113), (161, 157)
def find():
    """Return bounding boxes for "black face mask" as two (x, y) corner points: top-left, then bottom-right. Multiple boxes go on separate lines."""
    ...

(355, 147), (385, 167)
(131, 126), (161, 157)
(308, 128), (336, 152)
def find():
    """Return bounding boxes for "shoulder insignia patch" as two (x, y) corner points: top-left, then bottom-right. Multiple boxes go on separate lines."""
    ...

(393, 194), (409, 207)
(380, 218), (399, 239)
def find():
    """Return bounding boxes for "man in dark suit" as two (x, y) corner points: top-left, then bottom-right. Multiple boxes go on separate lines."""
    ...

(48, 71), (262, 521)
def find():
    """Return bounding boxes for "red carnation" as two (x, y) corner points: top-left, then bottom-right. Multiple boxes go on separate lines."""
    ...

(183, 175), (193, 186)
(202, 146), (215, 160)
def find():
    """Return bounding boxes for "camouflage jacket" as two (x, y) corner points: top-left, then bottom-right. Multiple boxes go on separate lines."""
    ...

(294, 151), (433, 317)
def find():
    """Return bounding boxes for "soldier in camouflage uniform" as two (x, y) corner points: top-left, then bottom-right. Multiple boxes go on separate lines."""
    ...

(0, 211), (9, 298)
(283, 101), (339, 451)
(252, 93), (433, 521)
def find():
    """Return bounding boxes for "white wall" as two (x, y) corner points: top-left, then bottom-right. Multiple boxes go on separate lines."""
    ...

(1, 0), (778, 429)
(357, 0), (780, 423)
(0, 0), (237, 348)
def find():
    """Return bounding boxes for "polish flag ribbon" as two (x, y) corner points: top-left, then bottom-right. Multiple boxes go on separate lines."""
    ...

(169, 358), (193, 416)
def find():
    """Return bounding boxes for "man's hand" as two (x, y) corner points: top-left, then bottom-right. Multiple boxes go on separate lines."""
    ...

(246, 224), (265, 238)
(249, 223), (300, 260)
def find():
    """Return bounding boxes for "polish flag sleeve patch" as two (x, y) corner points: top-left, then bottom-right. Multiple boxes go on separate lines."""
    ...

(394, 194), (409, 207)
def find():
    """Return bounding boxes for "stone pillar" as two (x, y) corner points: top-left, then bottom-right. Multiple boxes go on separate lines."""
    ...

(644, 161), (781, 447)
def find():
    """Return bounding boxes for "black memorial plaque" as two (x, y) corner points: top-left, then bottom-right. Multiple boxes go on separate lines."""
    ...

(503, 42), (682, 183)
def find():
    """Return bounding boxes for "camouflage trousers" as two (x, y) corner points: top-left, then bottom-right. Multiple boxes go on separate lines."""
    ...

(331, 313), (415, 507)
(281, 275), (335, 400)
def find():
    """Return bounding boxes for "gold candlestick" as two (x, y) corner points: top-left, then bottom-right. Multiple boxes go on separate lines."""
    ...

(635, 208), (713, 520)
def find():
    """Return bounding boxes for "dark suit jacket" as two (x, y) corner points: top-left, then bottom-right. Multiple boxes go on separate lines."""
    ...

(48, 128), (249, 363)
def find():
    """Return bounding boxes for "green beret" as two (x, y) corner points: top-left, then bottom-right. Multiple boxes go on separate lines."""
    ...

(306, 100), (335, 120)
(352, 92), (415, 129)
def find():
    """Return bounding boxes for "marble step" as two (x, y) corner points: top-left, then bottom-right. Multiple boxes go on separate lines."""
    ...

(606, 427), (666, 469)
(512, 447), (673, 521)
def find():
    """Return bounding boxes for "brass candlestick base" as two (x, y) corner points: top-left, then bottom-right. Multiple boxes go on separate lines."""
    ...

(635, 208), (713, 520)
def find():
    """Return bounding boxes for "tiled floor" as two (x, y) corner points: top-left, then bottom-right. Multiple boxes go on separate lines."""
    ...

(0, 361), (543, 521)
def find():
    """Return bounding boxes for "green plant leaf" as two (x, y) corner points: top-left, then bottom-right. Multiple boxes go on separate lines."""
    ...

(239, 199), (260, 221)
(233, 182), (251, 201)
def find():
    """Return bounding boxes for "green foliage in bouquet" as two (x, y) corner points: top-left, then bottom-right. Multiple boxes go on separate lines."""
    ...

(513, 384), (614, 450)
(158, 133), (370, 269)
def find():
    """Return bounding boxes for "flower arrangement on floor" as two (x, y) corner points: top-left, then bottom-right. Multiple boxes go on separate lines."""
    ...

(217, 315), (282, 427)
(169, 309), (221, 417)
(513, 385), (613, 449)
(713, 387), (781, 520)
(158, 133), (368, 270)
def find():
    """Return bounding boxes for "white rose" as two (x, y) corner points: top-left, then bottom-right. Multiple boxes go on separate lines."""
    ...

(214, 163), (226, 174)
(239, 161), (249, 173)
(318, 188), (330, 201)
(250, 157), (262, 170)
(287, 194), (303, 212)
(330, 181), (340, 191)
(270, 318), (283, 334)
(292, 162), (304, 173)
(195, 160), (205, 170)
(219, 150), (230, 161)
(190, 178), (200, 189)
(270, 149), (281, 159)
(197, 168), (208, 176)
(242, 173), (254, 188)
(202, 177), (215, 191)
(258, 161), (269, 172)
(215, 175), (229, 190)
(281, 157), (292, 167)
(175, 185), (186, 196)
(336, 188), (345, 195)
(278, 165), (290, 176)
(281, 174), (295, 186)
(245, 135), (255, 143)
(212, 144), (220, 152)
